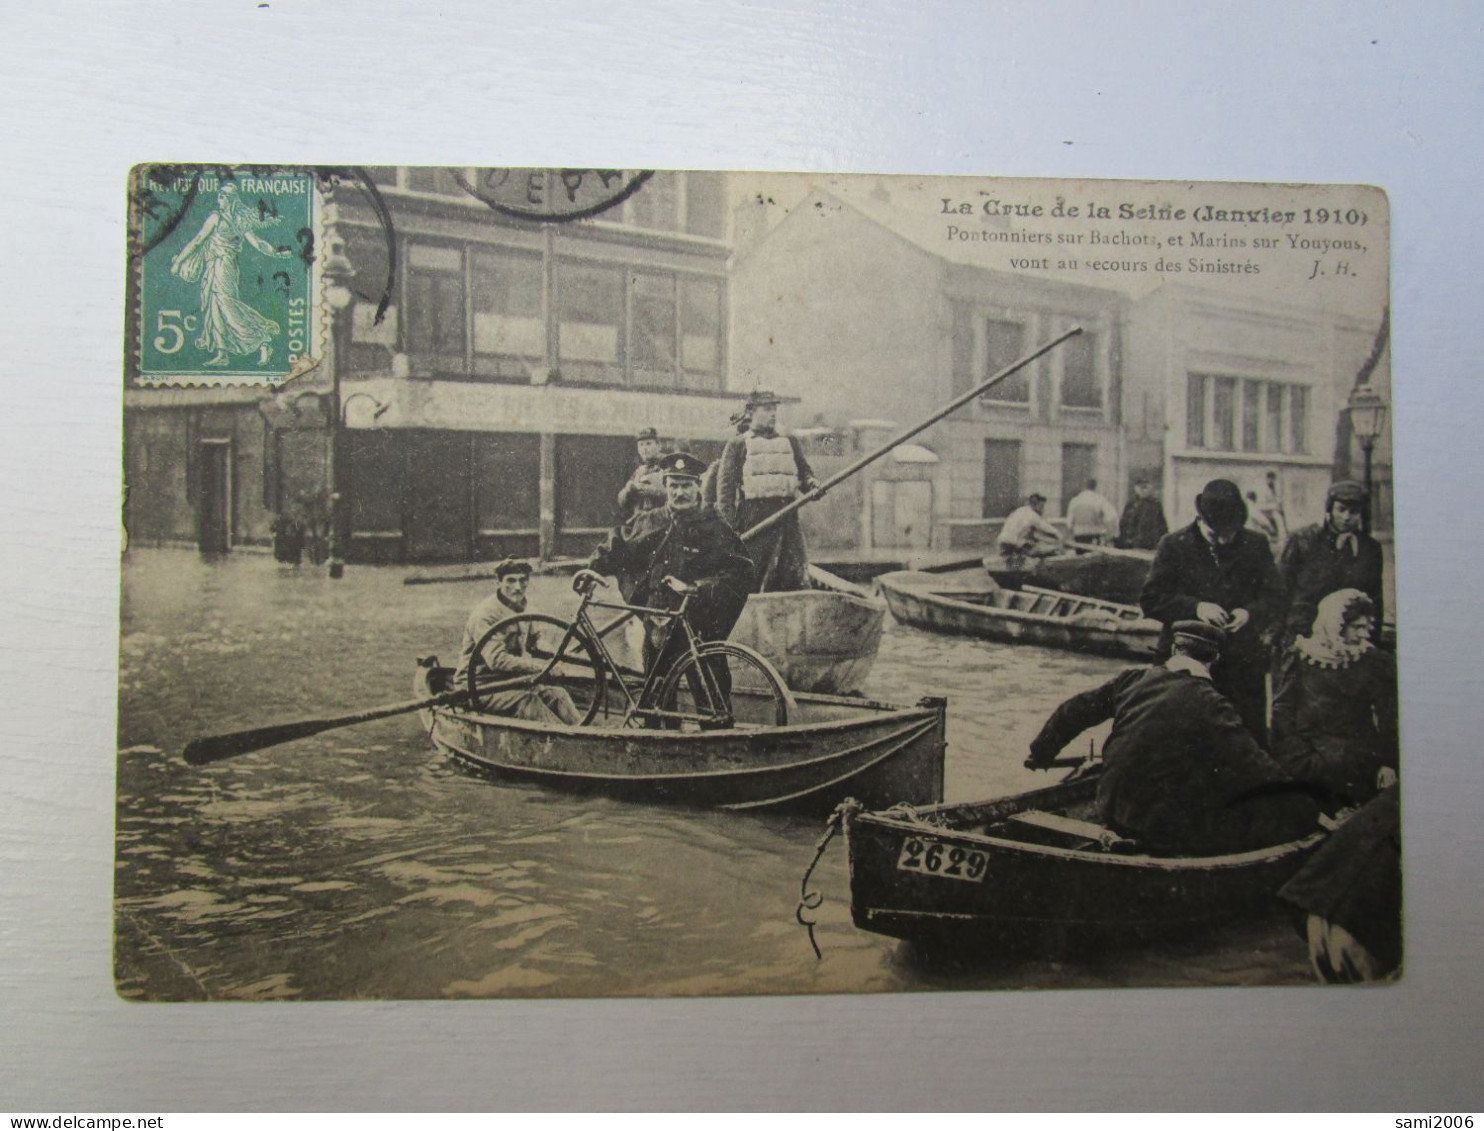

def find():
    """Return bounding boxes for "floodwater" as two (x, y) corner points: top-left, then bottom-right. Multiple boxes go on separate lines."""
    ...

(115, 548), (1312, 1000)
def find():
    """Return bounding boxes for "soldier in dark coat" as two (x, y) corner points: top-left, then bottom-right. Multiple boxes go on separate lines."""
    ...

(716, 390), (817, 592)
(1141, 478), (1285, 744)
(1116, 477), (1169, 550)
(616, 426), (669, 520)
(1278, 479), (1385, 645)
(585, 452), (756, 705)
(1026, 620), (1319, 855)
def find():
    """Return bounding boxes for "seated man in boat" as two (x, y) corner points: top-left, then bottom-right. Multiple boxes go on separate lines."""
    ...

(584, 451), (756, 713)
(1024, 620), (1320, 855)
(996, 492), (1065, 571)
(452, 558), (582, 725)
(716, 389), (818, 592)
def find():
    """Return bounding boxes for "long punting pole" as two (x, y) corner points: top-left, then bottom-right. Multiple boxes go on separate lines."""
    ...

(740, 326), (1084, 543)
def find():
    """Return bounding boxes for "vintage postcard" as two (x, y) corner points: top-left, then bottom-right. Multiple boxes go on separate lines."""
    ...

(117, 167), (1395, 1000)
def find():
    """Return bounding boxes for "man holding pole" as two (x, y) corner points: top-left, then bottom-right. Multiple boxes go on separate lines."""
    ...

(716, 390), (818, 592)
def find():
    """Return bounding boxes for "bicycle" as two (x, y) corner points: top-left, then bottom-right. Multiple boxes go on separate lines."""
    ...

(464, 569), (794, 730)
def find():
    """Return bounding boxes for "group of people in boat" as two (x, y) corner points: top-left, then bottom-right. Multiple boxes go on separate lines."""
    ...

(995, 475), (1173, 567)
(455, 389), (817, 727)
(1026, 475), (1399, 981)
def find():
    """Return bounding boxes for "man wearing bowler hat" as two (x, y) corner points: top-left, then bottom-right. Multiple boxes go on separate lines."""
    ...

(617, 426), (669, 521)
(1279, 479), (1385, 646)
(1026, 619), (1318, 855)
(582, 452), (756, 714)
(716, 389), (818, 592)
(1141, 478), (1285, 744)
(453, 558), (582, 725)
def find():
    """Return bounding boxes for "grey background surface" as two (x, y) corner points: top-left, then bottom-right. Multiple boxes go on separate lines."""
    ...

(1, 0), (1479, 1111)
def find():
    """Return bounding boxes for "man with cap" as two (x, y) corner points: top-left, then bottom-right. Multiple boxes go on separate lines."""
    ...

(453, 558), (582, 725)
(617, 427), (669, 521)
(1116, 476), (1169, 550)
(716, 390), (818, 592)
(1025, 619), (1319, 855)
(1278, 480), (1384, 645)
(1140, 478), (1285, 744)
(583, 451), (756, 709)
(996, 492), (1066, 571)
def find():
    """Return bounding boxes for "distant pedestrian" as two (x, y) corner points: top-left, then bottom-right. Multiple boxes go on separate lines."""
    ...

(1116, 477), (1169, 550)
(270, 510), (305, 565)
(1256, 469), (1289, 553)
(1066, 478), (1120, 546)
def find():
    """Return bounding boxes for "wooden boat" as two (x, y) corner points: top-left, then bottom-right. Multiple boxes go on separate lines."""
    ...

(1020, 546), (1154, 606)
(839, 766), (1327, 954)
(414, 659), (944, 815)
(728, 565), (887, 695)
(878, 568), (1161, 661)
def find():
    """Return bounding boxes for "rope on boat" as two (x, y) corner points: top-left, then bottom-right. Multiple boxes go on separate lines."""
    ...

(796, 798), (860, 960)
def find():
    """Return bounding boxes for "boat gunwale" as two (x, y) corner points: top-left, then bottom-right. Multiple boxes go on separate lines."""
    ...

(878, 570), (1159, 637)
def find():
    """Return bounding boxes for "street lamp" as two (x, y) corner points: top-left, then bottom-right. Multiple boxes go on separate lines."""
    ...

(1348, 383), (1388, 530)
(322, 206), (357, 580)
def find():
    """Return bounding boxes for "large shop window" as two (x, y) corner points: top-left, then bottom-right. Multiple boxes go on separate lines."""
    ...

(555, 434), (638, 531)
(472, 249), (543, 381)
(1187, 372), (1311, 455)
(679, 277), (721, 389)
(557, 262), (624, 385)
(983, 438), (1023, 518)
(1059, 331), (1101, 409)
(405, 243), (466, 372)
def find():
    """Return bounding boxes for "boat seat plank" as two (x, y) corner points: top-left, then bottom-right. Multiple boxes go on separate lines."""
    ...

(1004, 809), (1136, 852)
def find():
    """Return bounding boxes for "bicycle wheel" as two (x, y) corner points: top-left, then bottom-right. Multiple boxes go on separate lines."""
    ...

(467, 613), (608, 726)
(655, 641), (794, 729)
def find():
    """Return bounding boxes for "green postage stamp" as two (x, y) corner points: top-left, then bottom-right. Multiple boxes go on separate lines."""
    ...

(132, 166), (319, 384)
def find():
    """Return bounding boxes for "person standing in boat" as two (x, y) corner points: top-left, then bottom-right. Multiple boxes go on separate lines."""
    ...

(702, 406), (751, 506)
(1141, 478), (1285, 745)
(1278, 479), (1385, 648)
(1066, 478), (1120, 547)
(996, 492), (1065, 571)
(453, 558), (582, 725)
(583, 452), (756, 706)
(617, 426), (670, 521)
(1024, 620), (1320, 855)
(1116, 477), (1169, 550)
(716, 390), (818, 592)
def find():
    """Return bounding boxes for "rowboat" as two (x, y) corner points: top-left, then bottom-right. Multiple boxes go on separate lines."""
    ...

(413, 659), (945, 814)
(877, 568), (1161, 661)
(1014, 546), (1154, 606)
(837, 765), (1327, 955)
(728, 565), (887, 695)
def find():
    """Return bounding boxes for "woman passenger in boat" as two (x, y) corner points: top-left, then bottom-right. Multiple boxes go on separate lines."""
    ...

(1271, 589), (1398, 810)
(1025, 620), (1320, 855)
(452, 558), (582, 725)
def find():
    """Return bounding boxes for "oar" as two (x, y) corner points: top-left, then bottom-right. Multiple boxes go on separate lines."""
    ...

(740, 326), (1083, 544)
(181, 675), (531, 766)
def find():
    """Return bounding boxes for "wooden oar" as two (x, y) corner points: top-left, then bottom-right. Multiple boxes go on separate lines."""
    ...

(181, 675), (530, 766)
(741, 326), (1083, 544)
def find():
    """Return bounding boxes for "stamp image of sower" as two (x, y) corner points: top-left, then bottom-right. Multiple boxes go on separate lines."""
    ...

(133, 166), (318, 384)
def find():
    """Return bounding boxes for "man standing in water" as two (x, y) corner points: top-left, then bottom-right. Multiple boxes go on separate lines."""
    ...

(453, 558), (581, 725)
(716, 390), (817, 592)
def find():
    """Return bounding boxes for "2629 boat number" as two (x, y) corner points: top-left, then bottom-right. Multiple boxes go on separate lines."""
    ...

(896, 837), (988, 882)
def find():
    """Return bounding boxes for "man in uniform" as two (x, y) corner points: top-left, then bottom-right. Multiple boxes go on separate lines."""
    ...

(1025, 620), (1319, 855)
(996, 492), (1065, 570)
(617, 426), (669, 520)
(1066, 478), (1120, 546)
(1140, 478), (1285, 745)
(452, 558), (582, 725)
(583, 452), (756, 712)
(1278, 479), (1385, 645)
(716, 390), (817, 592)
(1117, 477), (1169, 550)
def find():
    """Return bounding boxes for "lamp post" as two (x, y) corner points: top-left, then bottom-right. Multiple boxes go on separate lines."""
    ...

(321, 205), (357, 579)
(1348, 383), (1388, 532)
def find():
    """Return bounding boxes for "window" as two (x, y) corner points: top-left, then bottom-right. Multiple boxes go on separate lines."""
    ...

(629, 172), (681, 233)
(983, 439), (1022, 518)
(404, 167), (467, 196)
(679, 276), (721, 387)
(556, 262), (624, 384)
(631, 272), (678, 387)
(982, 319), (1029, 403)
(471, 249), (543, 381)
(405, 243), (466, 368)
(684, 173), (726, 238)
(1187, 372), (1311, 455)
(1060, 332), (1101, 409)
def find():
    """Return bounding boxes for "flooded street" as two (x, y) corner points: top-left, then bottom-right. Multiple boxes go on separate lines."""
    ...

(116, 548), (1312, 1000)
